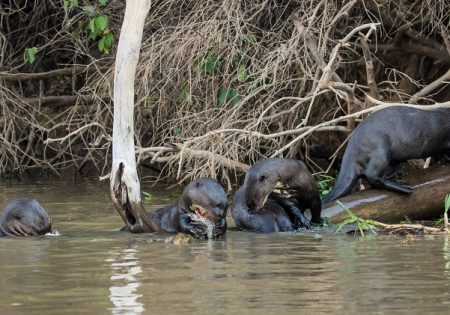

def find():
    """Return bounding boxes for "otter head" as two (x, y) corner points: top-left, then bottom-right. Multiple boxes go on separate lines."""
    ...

(178, 178), (228, 221)
(0, 198), (52, 237)
(243, 158), (298, 211)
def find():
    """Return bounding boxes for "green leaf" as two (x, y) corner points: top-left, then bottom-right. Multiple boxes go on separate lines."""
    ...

(98, 36), (105, 53)
(63, 0), (69, 13)
(98, 32), (114, 54)
(177, 84), (191, 103)
(336, 200), (357, 220)
(335, 217), (356, 233)
(89, 18), (97, 39)
(98, 0), (108, 5)
(70, 0), (79, 8)
(237, 65), (248, 82)
(83, 5), (97, 17)
(445, 194), (450, 214)
(244, 34), (257, 43)
(94, 15), (108, 32)
(143, 191), (153, 202)
(172, 125), (182, 136)
(23, 47), (37, 64)
(196, 54), (221, 75)
(218, 87), (239, 106)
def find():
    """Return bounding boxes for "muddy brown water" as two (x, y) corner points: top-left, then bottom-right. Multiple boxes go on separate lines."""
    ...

(1, 179), (450, 314)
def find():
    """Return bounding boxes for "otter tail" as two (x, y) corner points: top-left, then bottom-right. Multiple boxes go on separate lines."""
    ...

(322, 159), (359, 204)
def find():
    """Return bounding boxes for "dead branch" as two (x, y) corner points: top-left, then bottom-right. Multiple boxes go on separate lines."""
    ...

(0, 65), (99, 82)
(3, 94), (109, 107)
(360, 37), (379, 100)
(137, 143), (251, 173)
(271, 98), (450, 157)
(409, 68), (450, 103)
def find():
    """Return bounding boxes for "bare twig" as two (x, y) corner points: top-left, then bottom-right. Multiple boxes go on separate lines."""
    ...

(409, 68), (450, 103)
(271, 98), (450, 157)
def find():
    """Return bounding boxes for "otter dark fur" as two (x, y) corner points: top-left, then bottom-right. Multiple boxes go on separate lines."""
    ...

(139, 178), (228, 239)
(0, 198), (52, 237)
(231, 158), (322, 233)
(323, 106), (450, 203)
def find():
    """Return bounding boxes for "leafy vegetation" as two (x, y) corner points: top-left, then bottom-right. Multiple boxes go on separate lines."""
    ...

(63, 0), (115, 54)
(143, 191), (181, 203)
(317, 175), (335, 199)
(23, 47), (38, 64)
(2, 1), (450, 181)
(335, 201), (377, 237)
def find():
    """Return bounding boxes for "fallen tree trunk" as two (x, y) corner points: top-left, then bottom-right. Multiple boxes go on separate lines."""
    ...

(322, 164), (450, 223)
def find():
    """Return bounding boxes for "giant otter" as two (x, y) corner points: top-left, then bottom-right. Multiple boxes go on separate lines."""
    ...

(0, 198), (52, 237)
(123, 178), (228, 239)
(231, 158), (322, 233)
(322, 106), (450, 203)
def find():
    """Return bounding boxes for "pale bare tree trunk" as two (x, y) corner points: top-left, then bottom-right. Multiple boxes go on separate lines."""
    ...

(110, 0), (159, 233)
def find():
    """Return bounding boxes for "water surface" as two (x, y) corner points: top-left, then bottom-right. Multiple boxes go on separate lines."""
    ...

(1, 179), (450, 314)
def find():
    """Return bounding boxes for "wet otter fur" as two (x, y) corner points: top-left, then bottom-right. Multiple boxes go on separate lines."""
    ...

(147, 178), (228, 239)
(323, 106), (450, 203)
(0, 198), (52, 237)
(231, 158), (322, 233)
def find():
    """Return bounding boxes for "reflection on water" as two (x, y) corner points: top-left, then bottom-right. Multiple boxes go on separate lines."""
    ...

(1, 178), (450, 314)
(108, 247), (144, 315)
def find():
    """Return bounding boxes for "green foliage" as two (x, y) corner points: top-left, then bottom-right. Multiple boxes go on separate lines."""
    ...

(244, 34), (257, 43)
(335, 200), (377, 237)
(23, 47), (37, 64)
(143, 191), (153, 202)
(434, 194), (450, 226)
(237, 65), (248, 82)
(195, 53), (222, 75)
(83, 5), (97, 17)
(177, 84), (192, 104)
(317, 175), (335, 198)
(63, 1), (115, 55)
(320, 217), (333, 228)
(172, 125), (182, 136)
(98, 32), (114, 54)
(218, 87), (239, 106)
(89, 15), (108, 39)
(191, 33), (257, 108)
(143, 191), (181, 203)
(63, 0), (79, 13)
(445, 194), (450, 214)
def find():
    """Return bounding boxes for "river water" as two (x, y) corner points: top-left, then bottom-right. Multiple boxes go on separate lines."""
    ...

(1, 178), (450, 314)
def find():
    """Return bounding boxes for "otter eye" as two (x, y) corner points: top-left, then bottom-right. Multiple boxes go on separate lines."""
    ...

(13, 214), (22, 221)
(259, 176), (266, 182)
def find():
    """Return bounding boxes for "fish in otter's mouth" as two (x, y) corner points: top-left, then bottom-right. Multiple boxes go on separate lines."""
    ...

(189, 204), (220, 239)
(271, 181), (297, 198)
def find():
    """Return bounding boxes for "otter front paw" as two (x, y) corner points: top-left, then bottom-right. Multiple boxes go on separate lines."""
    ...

(179, 214), (208, 240)
(213, 218), (227, 238)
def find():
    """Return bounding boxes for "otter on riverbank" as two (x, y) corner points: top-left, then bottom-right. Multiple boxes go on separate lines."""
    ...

(123, 178), (228, 239)
(0, 198), (52, 237)
(322, 106), (450, 203)
(231, 158), (322, 233)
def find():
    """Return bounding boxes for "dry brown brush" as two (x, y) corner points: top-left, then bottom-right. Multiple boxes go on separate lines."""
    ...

(1, 0), (449, 186)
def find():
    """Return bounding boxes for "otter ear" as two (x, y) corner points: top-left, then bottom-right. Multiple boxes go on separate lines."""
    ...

(195, 181), (200, 188)
(259, 175), (266, 182)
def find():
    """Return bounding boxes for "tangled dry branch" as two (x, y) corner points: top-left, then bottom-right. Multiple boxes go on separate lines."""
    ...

(1, 0), (449, 185)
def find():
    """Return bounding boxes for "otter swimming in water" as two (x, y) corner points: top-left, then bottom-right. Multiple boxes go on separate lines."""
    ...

(0, 198), (53, 237)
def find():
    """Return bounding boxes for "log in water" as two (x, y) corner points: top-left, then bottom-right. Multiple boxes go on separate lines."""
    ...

(322, 164), (450, 223)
